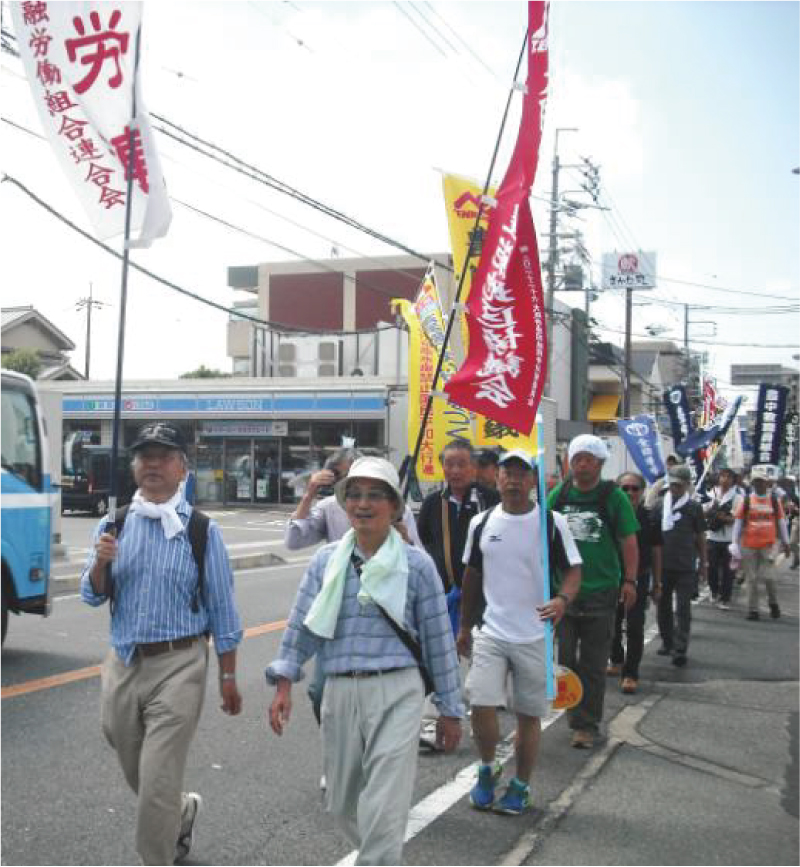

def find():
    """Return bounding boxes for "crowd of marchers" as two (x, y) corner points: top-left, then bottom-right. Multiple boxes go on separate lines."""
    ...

(80, 424), (798, 866)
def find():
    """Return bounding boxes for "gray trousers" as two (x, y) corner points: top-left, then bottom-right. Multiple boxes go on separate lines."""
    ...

(100, 639), (208, 865)
(557, 587), (618, 734)
(321, 668), (424, 865)
(742, 547), (778, 611)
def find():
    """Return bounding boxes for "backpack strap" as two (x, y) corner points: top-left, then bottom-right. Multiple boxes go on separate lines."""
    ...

(187, 509), (210, 613)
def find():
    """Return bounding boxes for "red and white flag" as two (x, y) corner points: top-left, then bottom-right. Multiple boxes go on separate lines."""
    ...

(444, 1), (549, 434)
(11, 1), (171, 247)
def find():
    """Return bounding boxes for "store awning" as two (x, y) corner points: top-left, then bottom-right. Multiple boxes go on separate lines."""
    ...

(587, 394), (621, 422)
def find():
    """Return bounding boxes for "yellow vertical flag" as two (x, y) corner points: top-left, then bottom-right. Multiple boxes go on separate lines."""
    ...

(393, 295), (472, 483)
(441, 172), (497, 353)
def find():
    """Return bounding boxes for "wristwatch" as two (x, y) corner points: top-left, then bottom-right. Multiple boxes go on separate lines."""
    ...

(556, 592), (571, 605)
(220, 672), (236, 682)
(624, 579), (637, 586)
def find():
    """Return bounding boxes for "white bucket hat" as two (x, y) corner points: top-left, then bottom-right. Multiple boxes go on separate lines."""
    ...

(335, 456), (404, 519)
(568, 434), (610, 463)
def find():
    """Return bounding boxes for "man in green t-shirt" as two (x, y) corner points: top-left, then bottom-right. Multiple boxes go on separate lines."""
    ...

(548, 435), (639, 749)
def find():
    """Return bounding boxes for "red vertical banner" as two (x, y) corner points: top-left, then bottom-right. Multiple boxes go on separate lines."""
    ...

(444, 2), (550, 435)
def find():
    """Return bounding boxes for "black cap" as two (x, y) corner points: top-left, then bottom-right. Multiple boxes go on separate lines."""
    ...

(130, 422), (186, 453)
(476, 448), (500, 467)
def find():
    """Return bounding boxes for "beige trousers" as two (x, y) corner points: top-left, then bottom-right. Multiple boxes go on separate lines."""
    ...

(100, 640), (208, 865)
(321, 668), (424, 866)
(741, 547), (778, 612)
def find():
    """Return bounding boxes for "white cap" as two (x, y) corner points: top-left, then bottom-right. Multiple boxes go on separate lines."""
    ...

(498, 449), (535, 471)
(568, 434), (610, 463)
(749, 464), (775, 482)
(335, 456), (404, 518)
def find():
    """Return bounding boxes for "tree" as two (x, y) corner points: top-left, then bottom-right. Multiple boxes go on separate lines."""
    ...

(179, 365), (231, 379)
(3, 348), (42, 379)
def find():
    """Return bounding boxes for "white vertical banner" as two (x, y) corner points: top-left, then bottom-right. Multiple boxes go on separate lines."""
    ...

(11, 1), (171, 247)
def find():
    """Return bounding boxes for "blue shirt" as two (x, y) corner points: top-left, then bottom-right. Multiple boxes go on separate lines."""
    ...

(81, 498), (243, 665)
(265, 542), (464, 718)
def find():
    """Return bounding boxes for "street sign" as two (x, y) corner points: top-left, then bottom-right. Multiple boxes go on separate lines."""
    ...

(601, 251), (657, 290)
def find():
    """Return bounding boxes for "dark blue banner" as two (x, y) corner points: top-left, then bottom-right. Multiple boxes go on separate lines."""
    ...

(663, 385), (694, 447)
(753, 384), (789, 467)
(617, 415), (666, 483)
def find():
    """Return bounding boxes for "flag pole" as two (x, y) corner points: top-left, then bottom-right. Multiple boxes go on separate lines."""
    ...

(402, 29), (529, 497)
(107, 24), (142, 525)
(536, 414), (555, 701)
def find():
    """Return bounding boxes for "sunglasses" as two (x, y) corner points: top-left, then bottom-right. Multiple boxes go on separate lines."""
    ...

(621, 485), (642, 493)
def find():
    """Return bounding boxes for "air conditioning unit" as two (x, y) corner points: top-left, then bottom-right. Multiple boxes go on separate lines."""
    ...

(278, 343), (296, 362)
(278, 364), (296, 377)
(318, 363), (336, 377)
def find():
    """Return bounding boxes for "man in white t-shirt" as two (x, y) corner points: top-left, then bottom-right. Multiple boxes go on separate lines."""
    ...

(457, 450), (582, 815)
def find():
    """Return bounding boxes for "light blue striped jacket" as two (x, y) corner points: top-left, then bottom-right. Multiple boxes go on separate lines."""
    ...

(81, 498), (243, 665)
(265, 542), (464, 718)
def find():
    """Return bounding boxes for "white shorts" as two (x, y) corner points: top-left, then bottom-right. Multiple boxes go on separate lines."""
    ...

(466, 630), (547, 718)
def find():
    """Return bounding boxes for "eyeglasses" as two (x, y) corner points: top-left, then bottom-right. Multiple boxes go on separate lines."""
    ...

(621, 485), (642, 493)
(344, 488), (391, 503)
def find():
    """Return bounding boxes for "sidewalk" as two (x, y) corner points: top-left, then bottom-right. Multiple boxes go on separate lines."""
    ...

(505, 564), (799, 866)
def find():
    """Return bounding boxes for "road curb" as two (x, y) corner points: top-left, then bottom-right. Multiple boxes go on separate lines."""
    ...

(51, 551), (288, 596)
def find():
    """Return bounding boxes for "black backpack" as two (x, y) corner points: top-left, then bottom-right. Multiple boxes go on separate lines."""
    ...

(106, 506), (210, 615)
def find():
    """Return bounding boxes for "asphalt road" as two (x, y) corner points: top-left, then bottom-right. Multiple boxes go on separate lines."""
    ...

(2, 510), (798, 865)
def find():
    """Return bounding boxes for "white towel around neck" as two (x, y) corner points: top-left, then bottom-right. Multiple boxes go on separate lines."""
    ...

(129, 490), (185, 539)
(662, 490), (689, 533)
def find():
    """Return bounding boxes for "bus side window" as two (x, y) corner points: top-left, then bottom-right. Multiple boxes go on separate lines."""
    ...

(1, 390), (41, 491)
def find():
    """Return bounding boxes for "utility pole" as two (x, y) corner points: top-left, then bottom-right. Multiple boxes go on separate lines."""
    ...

(545, 127), (577, 396)
(75, 283), (106, 379)
(623, 285), (633, 417)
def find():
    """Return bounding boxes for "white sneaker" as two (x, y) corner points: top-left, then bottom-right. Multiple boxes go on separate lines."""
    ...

(175, 792), (202, 862)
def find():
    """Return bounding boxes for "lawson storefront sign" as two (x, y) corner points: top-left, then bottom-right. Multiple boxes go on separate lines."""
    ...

(62, 391), (387, 418)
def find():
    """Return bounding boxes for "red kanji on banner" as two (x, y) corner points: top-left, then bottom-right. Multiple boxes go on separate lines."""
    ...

(57, 114), (88, 141)
(45, 90), (77, 116)
(110, 126), (150, 193)
(65, 9), (130, 95)
(69, 138), (103, 164)
(98, 186), (126, 209)
(22, 2), (49, 26)
(86, 162), (115, 187)
(36, 60), (61, 87)
(28, 27), (52, 57)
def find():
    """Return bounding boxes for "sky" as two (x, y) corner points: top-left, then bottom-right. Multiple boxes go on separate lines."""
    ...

(1, 1), (798, 407)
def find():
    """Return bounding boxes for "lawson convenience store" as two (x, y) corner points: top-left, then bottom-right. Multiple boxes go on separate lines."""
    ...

(56, 379), (398, 506)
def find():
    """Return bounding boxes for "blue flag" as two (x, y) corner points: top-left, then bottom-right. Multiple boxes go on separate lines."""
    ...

(617, 415), (667, 484)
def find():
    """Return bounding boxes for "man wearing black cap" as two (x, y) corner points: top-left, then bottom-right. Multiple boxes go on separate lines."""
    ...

(475, 448), (500, 491)
(81, 422), (243, 865)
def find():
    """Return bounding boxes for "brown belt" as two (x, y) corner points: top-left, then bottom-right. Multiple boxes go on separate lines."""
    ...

(136, 635), (201, 658)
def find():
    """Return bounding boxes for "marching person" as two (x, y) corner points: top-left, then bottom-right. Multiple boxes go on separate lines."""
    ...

(284, 446), (421, 731)
(703, 466), (739, 609)
(81, 423), (243, 866)
(608, 472), (661, 694)
(267, 457), (463, 865)
(457, 450), (582, 814)
(475, 448), (501, 491)
(731, 465), (791, 621)
(548, 434), (639, 749)
(652, 464), (707, 666)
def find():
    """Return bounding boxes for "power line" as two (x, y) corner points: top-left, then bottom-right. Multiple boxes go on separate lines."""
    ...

(0, 173), (403, 338)
(393, 1), (448, 58)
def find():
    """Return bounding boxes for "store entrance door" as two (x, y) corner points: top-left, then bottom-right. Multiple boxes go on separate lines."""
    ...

(224, 440), (253, 505)
(254, 439), (281, 504)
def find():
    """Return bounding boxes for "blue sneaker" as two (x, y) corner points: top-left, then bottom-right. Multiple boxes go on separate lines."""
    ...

(469, 762), (501, 810)
(494, 778), (530, 815)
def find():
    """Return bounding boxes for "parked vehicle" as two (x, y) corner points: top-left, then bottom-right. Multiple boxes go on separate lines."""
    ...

(1, 370), (52, 644)
(61, 436), (135, 516)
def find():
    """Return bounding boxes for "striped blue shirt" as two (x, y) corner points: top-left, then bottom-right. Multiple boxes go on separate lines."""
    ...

(265, 542), (464, 718)
(81, 498), (243, 665)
